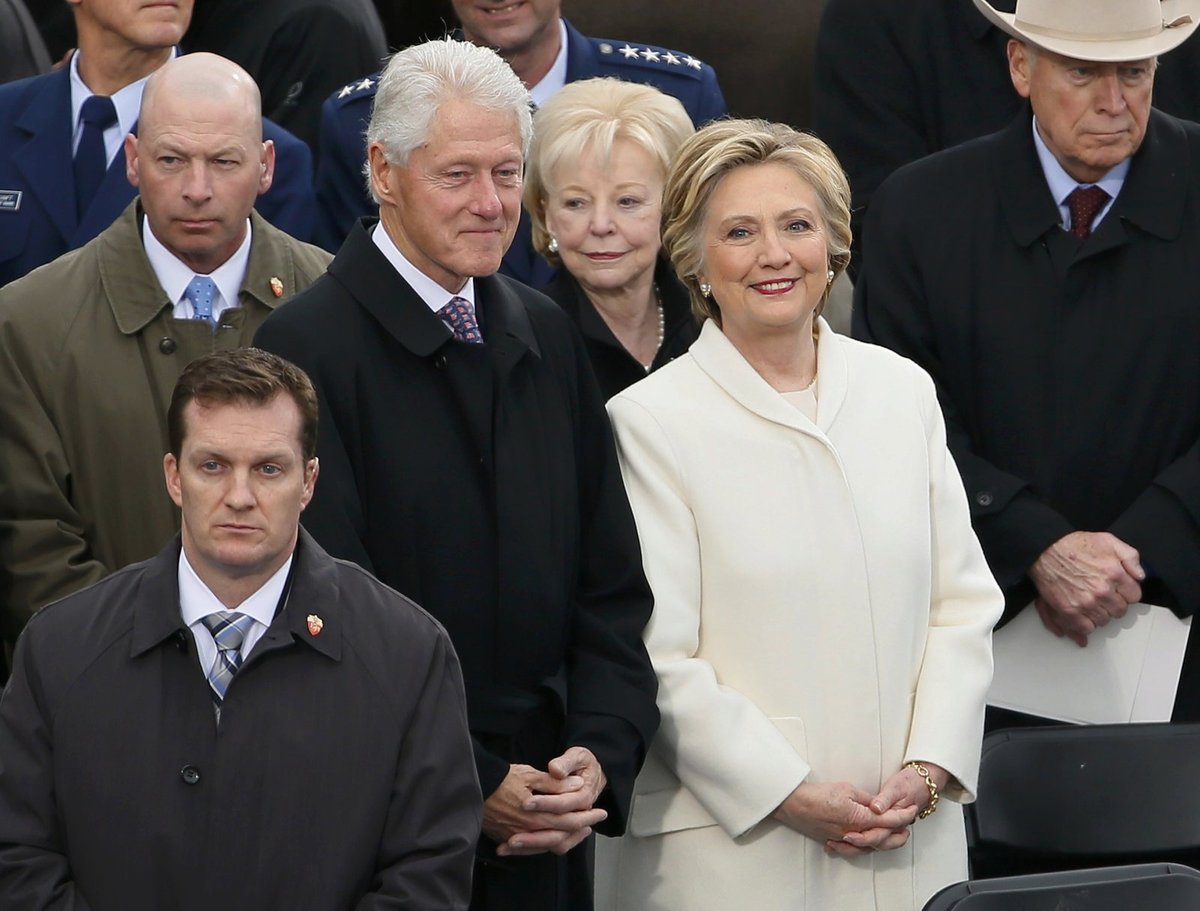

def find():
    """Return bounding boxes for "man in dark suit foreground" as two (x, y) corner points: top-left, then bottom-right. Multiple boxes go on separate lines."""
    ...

(0, 347), (481, 908)
(854, 0), (1200, 722)
(255, 38), (659, 911)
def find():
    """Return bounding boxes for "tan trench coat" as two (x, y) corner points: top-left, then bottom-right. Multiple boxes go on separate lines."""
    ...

(0, 200), (331, 639)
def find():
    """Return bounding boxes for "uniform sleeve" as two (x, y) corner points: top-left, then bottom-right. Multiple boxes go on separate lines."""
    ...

(313, 95), (376, 253)
(356, 627), (480, 910)
(0, 302), (108, 642)
(607, 394), (811, 839)
(903, 370), (1003, 803)
(256, 120), (316, 243)
(0, 621), (95, 910)
(560, 330), (660, 835)
(852, 177), (1074, 619)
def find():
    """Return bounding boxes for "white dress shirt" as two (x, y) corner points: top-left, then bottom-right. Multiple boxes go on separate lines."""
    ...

(178, 549), (293, 676)
(371, 221), (478, 315)
(142, 215), (253, 323)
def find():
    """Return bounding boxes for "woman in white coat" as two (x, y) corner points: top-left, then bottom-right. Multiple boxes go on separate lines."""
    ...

(603, 120), (1004, 911)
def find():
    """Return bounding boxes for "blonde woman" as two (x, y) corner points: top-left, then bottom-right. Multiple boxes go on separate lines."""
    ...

(525, 78), (696, 399)
(602, 120), (1003, 910)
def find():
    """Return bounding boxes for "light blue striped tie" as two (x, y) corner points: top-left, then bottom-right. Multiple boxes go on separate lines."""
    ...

(200, 611), (254, 712)
(185, 275), (218, 327)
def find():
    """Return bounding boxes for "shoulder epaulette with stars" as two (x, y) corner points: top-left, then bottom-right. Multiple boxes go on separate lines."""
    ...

(331, 75), (379, 108)
(593, 38), (709, 79)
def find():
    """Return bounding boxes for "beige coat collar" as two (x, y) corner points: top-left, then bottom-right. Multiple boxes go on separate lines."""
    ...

(687, 317), (848, 436)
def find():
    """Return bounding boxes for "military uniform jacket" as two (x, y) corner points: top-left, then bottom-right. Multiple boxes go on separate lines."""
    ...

(311, 17), (727, 285)
(0, 200), (332, 642)
(254, 220), (659, 910)
(0, 59), (318, 288)
(0, 529), (481, 910)
(853, 109), (1200, 716)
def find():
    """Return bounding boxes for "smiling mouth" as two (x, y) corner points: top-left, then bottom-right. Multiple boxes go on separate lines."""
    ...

(585, 251), (625, 261)
(482, 2), (525, 13)
(751, 279), (798, 294)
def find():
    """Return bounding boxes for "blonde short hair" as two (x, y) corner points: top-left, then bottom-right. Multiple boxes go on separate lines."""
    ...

(661, 119), (852, 325)
(524, 77), (695, 265)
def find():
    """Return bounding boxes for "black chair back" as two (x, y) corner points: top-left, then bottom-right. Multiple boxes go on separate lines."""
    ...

(967, 723), (1200, 877)
(922, 863), (1200, 910)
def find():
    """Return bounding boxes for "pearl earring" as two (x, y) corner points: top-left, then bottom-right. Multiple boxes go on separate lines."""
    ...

(699, 281), (712, 297)
(548, 236), (559, 254)
(826, 269), (835, 284)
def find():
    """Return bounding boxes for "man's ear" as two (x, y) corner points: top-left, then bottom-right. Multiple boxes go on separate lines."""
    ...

(124, 133), (141, 188)
(1008, 39), (1034, 100)
(164, 452), (183, 508)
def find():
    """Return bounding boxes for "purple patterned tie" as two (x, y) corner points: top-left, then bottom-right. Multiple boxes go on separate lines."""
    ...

(437, 296), (483, 344)
(1066, 185), (1110, 239)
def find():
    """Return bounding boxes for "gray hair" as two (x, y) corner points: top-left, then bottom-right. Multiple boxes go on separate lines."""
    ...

(364, 38), (533, 202)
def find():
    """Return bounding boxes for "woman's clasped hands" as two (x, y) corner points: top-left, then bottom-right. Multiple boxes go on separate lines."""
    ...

(771, 762), (947, 857)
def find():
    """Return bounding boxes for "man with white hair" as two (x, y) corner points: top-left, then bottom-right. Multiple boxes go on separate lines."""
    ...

(255, 38), (659, 911)
(855, 0), (1200, 723)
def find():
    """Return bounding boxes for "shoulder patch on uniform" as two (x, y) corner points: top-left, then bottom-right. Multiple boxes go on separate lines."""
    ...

(595, 37), (708, 77)
(332, 74), (379, 108)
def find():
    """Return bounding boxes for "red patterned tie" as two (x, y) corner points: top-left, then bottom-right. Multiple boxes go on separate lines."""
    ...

(437, 296), (483, 344)
(1066, 185), (1110, 239)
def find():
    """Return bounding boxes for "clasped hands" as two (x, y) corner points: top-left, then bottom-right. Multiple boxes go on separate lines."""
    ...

(772, 761), (947, 857)
(1030, 531), (1144, 647)
(484, 745), (607, 857)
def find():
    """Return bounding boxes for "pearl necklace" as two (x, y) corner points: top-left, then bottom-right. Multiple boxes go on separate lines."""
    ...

(643, 284), (665, 372)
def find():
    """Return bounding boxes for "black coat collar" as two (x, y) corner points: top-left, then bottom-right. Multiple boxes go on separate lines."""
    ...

(994, 106), (1188, 251)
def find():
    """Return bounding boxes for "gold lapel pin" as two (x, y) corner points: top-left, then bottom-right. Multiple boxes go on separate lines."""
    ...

(306, 614), (324, 636)
(270, 277), (284, 298)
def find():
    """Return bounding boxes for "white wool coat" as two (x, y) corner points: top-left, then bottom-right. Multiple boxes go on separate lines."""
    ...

(601, 320), (1003, 911)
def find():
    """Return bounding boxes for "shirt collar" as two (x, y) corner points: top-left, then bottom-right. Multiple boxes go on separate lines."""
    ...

(178, 548), (293, 630)
(143, 213), (253, 314)
(1031, 115), (1130, 211)
(528, 18), (569, 108)
(370, 221), (476, 314)
(69, 48), (175, 151)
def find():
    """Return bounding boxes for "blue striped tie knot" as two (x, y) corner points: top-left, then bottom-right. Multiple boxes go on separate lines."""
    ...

(200, 611), (254, 704)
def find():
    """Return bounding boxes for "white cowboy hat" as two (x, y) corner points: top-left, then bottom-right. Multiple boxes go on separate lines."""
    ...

(972, 0), (1200, 62)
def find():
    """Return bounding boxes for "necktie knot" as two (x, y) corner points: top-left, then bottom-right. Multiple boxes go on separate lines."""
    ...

(437, 296), (483, 344)
(79, 94), (117, 129)
(185, 275), (218, 326)
(199, 611), (255, 710)
(1066, 185), (1110, 239)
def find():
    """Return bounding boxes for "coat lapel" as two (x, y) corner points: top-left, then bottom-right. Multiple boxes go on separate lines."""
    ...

(12, 66), (78, 244)
(687, 317), (848, 437)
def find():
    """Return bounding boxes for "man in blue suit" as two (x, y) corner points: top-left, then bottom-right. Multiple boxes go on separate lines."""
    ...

(313, 0), (726, 287)
(0, 0), (316, 288)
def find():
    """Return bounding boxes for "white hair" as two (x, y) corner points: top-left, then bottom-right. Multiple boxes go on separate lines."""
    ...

(363, 38), (533, 202)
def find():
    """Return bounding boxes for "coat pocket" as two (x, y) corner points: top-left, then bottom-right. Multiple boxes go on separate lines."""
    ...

(629, 715), (808, 838)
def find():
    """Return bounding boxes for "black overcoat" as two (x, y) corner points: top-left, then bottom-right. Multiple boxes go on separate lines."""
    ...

(854, 108), (1200, 718)
(0, 530), (481, 909)
(254, 221), (659, 909)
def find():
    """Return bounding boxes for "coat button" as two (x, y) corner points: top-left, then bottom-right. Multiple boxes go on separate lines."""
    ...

(434, 354), (448, 370)
(180, 765), (201, 785)
(159, 337), (177, 355)
(975, 491), (994, 507)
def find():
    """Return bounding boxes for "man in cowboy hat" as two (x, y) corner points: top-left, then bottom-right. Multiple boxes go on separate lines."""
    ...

(854, 0), (1200, 723)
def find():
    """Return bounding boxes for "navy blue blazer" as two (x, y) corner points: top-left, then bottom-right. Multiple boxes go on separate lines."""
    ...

(0, 62), (317, 288)
(312, 18), (727, 286)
